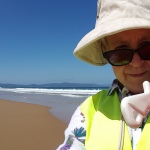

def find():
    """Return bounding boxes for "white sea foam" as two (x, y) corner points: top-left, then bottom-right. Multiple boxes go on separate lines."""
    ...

(0, 87), (102, 123)
(0, 87), (100, 97)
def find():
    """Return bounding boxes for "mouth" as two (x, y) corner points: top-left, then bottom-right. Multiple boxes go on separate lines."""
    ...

(129, 72), (146, 78)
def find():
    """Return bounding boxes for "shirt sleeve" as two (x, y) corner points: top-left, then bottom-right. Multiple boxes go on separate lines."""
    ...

(56, 106), (86, 150)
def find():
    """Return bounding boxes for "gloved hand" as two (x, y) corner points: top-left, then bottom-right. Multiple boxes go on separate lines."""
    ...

(121, 81), (150, 128)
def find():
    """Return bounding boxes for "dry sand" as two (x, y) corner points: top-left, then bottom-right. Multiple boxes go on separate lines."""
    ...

(0, 99), (67, 150)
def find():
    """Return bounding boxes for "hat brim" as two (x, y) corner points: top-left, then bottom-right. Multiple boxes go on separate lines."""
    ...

(73, 18), (150, 66)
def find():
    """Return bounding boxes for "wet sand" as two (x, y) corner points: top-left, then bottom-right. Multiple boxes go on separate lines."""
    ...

(0, 99), (67, 150)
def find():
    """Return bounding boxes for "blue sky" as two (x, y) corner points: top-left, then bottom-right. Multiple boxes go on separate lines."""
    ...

(0, 0), (115, 85)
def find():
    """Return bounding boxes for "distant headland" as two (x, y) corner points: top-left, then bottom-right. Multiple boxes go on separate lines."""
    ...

(0, 82), (110, 88)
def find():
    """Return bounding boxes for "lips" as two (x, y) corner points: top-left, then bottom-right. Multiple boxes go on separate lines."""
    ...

(129, 72), (146, 77)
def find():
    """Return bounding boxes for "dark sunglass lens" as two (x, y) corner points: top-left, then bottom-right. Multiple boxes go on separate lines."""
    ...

(138, 44), (150, 60)
(106, 50), (132, 66)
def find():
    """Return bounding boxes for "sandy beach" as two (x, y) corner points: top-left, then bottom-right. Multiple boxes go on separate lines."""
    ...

(0, 99), (67, 150)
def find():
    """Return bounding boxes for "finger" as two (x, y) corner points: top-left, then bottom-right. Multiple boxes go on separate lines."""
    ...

(143, 81), (150, 94)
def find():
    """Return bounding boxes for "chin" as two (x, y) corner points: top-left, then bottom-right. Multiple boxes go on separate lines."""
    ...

(128, 86), (144, 94)
(124, 81), (143, 94)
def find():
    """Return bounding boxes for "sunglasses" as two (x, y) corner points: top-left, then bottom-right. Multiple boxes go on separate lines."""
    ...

(103, 43), (150, 66)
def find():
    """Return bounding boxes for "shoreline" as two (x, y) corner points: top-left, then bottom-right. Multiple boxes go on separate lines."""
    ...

(0, 99), (67, 150)
(0, 91), (85, 123)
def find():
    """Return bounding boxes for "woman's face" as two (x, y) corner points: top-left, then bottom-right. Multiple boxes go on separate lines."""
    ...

(105, 29), (150, 94)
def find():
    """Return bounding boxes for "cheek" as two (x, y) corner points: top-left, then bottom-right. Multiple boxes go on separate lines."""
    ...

(112, 66), (126, 82)
(112, 66), (124, 77)
(147, 60), (150, 66)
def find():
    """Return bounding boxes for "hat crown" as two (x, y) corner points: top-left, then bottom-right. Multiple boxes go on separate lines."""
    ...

(96, 0), (150, 27)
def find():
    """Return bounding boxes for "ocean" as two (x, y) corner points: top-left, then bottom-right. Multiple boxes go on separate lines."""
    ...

(0, 87), (108, 123)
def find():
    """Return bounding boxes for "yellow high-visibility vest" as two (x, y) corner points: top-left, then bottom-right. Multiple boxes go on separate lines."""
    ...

(80, 89), (150, 150)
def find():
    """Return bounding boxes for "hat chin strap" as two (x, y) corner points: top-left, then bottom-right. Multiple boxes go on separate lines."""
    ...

(121, 81), (150, 129)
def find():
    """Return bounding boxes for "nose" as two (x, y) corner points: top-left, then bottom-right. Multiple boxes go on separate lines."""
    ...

(129, 53), (144, 67)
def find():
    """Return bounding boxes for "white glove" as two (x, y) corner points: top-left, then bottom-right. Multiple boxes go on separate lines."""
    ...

(121, 81), (150, 128)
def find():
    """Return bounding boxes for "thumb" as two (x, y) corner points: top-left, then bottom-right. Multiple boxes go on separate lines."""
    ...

(143, 81), (150, 94)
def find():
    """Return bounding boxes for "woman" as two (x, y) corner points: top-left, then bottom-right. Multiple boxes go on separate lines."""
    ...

(57, 0), (150, 149)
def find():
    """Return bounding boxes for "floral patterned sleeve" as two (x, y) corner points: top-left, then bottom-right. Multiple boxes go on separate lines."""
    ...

(56, 106), (86, 150)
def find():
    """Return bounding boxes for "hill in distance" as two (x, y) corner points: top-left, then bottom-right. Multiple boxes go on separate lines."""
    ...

(0, 82), (110, 88)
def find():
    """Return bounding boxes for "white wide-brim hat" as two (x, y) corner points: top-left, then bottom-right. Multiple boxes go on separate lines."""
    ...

(73, 0), (150, 66)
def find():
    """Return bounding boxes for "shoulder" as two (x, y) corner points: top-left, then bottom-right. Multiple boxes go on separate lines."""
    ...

(80, 89), (108, 114)
(81, 89), (108, 107)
